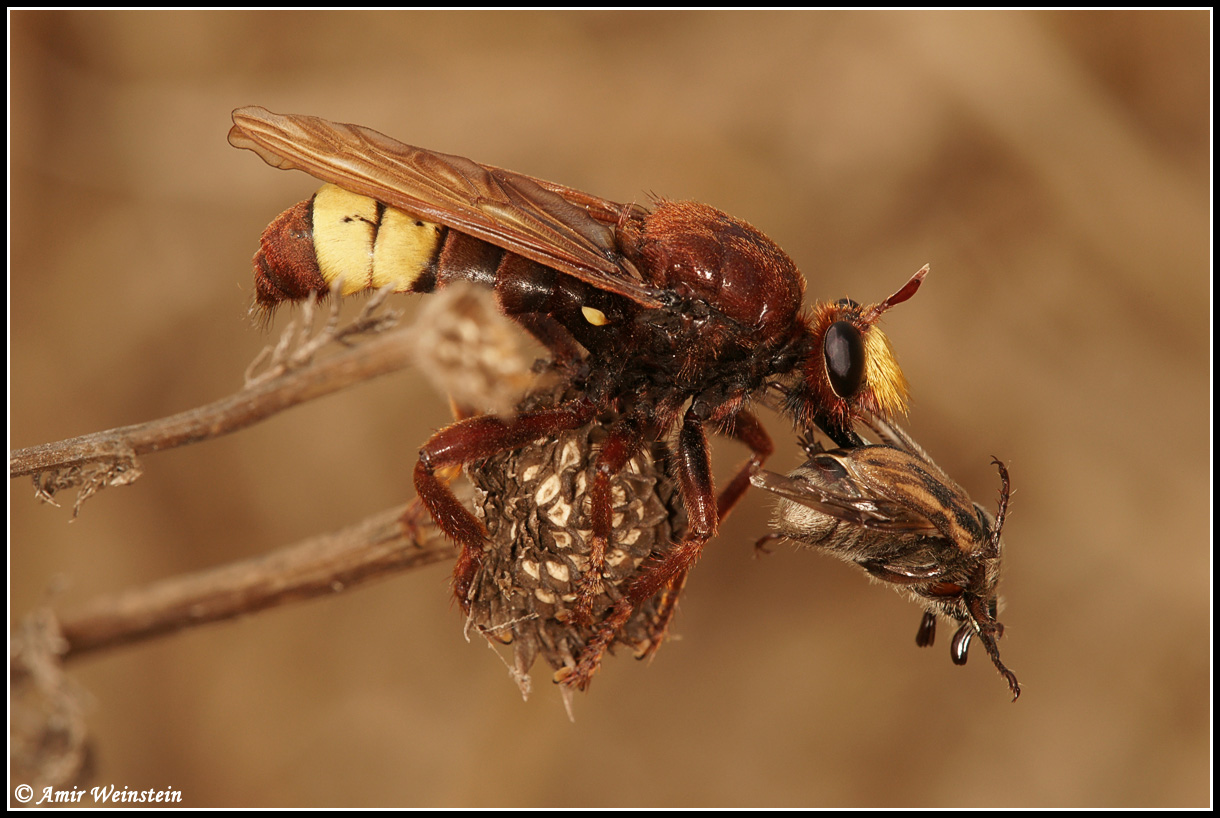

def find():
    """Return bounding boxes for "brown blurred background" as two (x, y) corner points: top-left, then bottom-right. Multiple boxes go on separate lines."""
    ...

(9, 10), (1210, 808)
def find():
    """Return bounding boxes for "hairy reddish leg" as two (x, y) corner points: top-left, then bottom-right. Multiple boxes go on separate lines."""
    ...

(572, 412), (647, 622)
(562, 407), (717, 689)
(711, 410), (774, 521)
(412, 400), (597, 608)
(641, 410), (774, 658)
(562, 410), (775, 685)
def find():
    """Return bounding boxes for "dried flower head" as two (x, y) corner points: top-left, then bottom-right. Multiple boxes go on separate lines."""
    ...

(463, 392), (689, 699)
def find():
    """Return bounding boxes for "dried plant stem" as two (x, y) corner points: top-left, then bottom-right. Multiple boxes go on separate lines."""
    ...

(49, 501), (452, 661)
(10, 295), (452, 663)
(10, 324), (415, 487)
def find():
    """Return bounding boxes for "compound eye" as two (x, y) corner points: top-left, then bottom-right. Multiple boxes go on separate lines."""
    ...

(810, 452), (850, 481)
(824, 320), (865, 399)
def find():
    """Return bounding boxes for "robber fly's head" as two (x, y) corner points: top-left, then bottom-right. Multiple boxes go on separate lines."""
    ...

(787, 265), (928, 445)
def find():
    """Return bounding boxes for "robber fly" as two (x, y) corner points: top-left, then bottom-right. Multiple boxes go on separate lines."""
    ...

(228, 107), (926, 689)
(751, 416), (1020, 700)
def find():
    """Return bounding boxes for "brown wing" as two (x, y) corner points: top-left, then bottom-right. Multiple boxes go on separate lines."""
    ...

(750, 466), (943, 535)
(842, 446), (991, 550)
(228, 106), (663, 307)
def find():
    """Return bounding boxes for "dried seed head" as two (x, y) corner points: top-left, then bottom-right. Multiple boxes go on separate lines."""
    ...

(463, 394), (688, 695)
(412, 281), (553, 417)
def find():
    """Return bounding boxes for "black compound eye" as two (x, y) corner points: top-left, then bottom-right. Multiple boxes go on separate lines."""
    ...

(824, 320), (865, 399)
(810, 453), (850, 481)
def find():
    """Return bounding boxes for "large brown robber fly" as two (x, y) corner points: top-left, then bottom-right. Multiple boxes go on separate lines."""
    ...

(228, 107), (926, 688)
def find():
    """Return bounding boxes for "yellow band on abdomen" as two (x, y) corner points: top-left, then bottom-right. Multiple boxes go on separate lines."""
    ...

(310, 184), (442, 295)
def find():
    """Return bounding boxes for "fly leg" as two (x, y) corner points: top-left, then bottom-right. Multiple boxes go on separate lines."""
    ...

(571, 411), (647, 623)
(413, 399), (597, 610)
(710, 410), (774, 522)
(561, 405), (718, 689)
(643, 410), (773, 658)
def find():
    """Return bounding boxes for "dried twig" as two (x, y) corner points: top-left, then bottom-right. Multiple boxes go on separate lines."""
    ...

(11, 608), (92, 790)
(52, 501), (453, 661)
(11, 297), (413, 515)
(8, 499), (458, 789)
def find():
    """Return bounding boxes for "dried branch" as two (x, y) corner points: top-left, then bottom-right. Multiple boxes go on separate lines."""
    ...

(10, 608), (92, 790)
(8, 498), (458, 790)
(51, 500), (453, 661)
(11, 297), (413, 515)
(10, 243), (560, 783)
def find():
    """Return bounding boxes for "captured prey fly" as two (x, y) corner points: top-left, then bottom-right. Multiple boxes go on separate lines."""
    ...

(752, 415), (1020, 700)
(228, 107), (926, 688)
